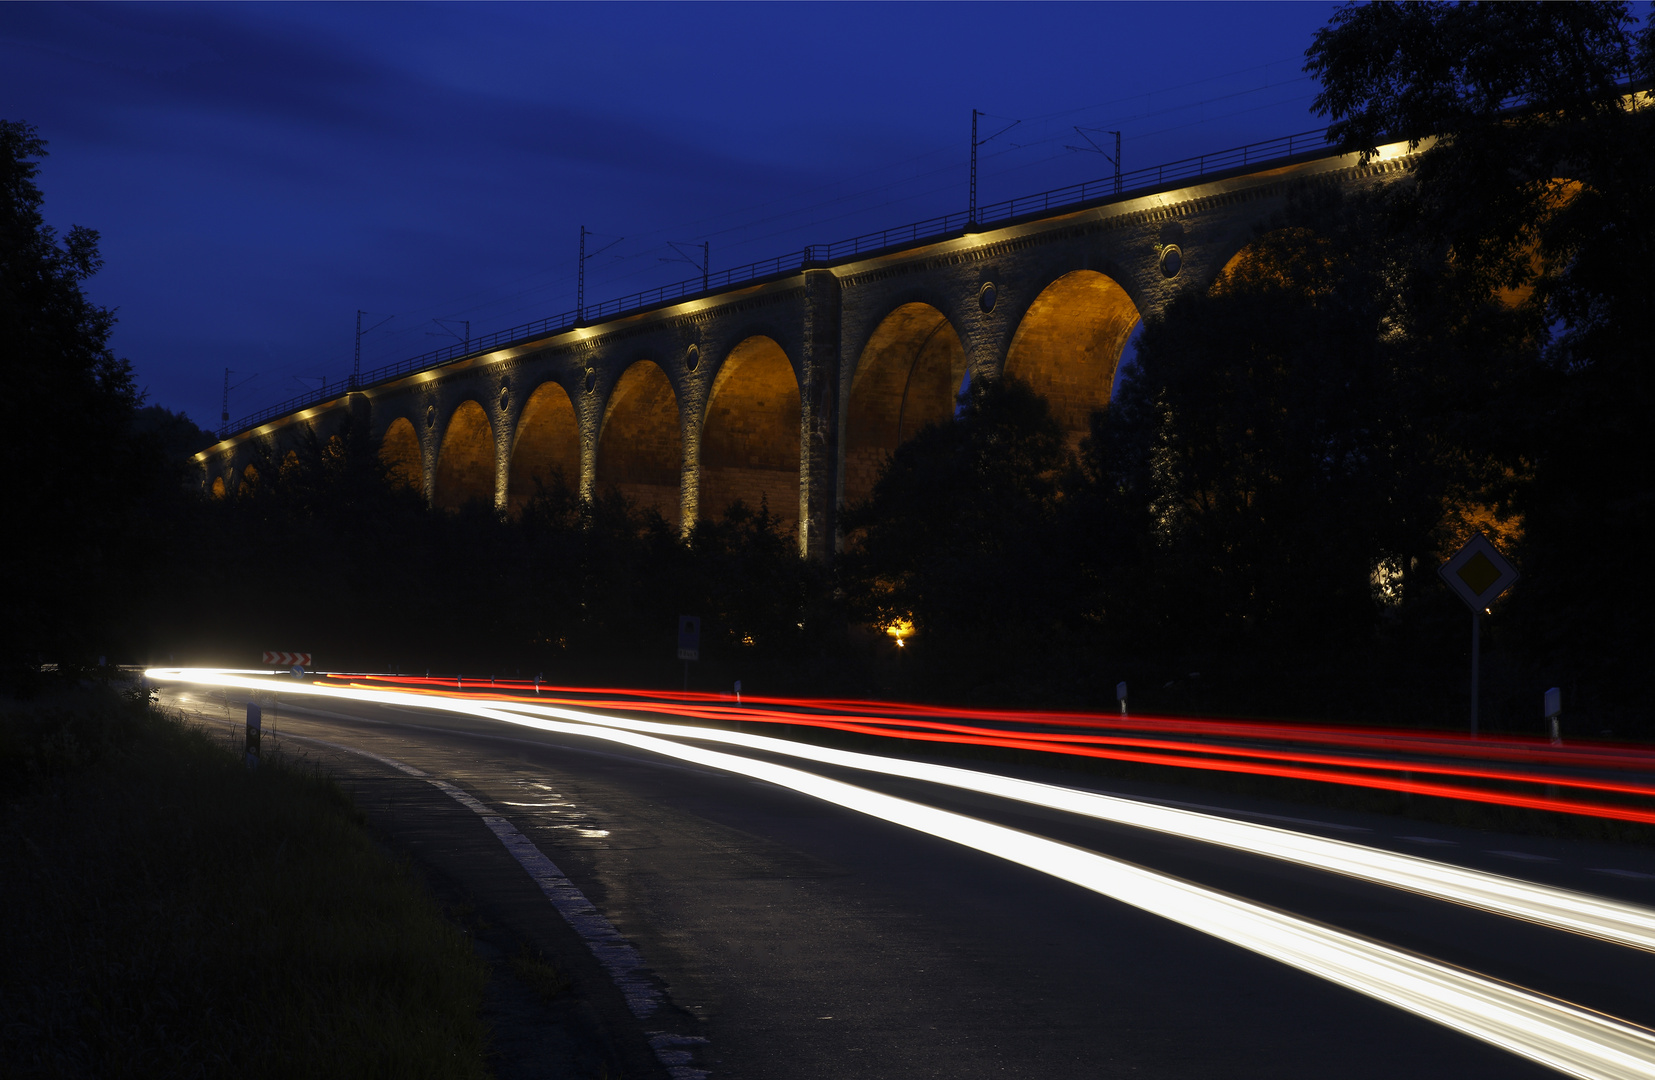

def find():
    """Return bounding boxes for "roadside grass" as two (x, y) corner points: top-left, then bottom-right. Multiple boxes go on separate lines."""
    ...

(0, 686), (489, 1079)
(508, 945), (572, 1007)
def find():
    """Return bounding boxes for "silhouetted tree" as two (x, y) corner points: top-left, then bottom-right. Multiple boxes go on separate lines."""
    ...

(1083, 183), (1539, 662)
(2, 121), (148, 686)
(839, 376), (1079, 690)
(1307, 0), (1655, 723)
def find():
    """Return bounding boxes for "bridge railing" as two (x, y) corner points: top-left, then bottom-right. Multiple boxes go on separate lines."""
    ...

(222, 127), (1332, 438)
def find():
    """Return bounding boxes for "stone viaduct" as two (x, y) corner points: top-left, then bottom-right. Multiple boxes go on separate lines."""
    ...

(196, 135), (1416, 559)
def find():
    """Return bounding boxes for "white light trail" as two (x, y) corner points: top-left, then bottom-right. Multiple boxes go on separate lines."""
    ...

(486, 702), (1655, 955)
(149, 670), (1655, 1080)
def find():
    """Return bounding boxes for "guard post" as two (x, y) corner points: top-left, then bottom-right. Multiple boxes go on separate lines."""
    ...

(244, 702), (262, 770)
(677, 615), (701, 692)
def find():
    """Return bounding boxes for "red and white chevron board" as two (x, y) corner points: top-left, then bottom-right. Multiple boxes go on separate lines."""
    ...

(262, 651), (312, 667)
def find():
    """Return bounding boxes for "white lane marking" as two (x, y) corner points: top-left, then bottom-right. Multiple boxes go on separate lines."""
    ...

(651, 1033), (711, 1073)
(1399, 836), (1459, 846)
(1488, 851), (1559, 863)
(1595, 869), (1655, 881)
(282, 734), (708, 1079)
(152, 672), (1655, 1079)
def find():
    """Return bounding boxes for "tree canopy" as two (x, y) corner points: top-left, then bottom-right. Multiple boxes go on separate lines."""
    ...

(2, 120), (149, 684)
(1306, 0), (1655, 720)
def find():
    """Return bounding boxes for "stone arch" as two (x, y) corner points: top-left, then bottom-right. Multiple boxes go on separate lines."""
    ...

(379, 416), (423, 493)
(210, 475), (227, 499)
(278, 449), (302, 486)
(1209, 227), (1337, 298)
(700, 335), (801, 530)
(239, 463), (260, 496)
(1004, 269), (1142, 445)
(1496, 177), (1583, 308)
(843, 302), (966, 507)
(596, 359), (682, 526)
(433, 400), (495, 511)
(508, 381), (581, 513)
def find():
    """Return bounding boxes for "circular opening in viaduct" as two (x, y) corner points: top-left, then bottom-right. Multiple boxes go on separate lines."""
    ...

(686, 346), (700, 373)
(978, 282), (997, 314)
(1159, 245), (1182, 279)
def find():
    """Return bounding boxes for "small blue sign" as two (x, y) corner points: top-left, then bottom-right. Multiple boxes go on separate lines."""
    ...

(677, 615), (701, 661)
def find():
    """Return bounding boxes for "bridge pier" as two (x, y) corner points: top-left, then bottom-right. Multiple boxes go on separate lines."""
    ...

(799, 269), (842, 560)
(491, 377), (512, 513)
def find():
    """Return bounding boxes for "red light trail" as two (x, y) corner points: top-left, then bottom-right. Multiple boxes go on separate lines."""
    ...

(332, 674), (1655, 826)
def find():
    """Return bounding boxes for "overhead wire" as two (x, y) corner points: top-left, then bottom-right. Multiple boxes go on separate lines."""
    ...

(268, 56), (1329, 390)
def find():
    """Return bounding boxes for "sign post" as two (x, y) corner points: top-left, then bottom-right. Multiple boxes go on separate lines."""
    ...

(1545, 686), (1562, 745)
(244, 702), (262, 770)
(677, 615), (701, 691)
(1437, 532), (1519, 737)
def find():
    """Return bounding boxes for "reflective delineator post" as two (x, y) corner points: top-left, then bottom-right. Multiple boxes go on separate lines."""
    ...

(245, 702), (262, 770)
(1117, 681), (1127, 719)
(1545, 686), (1562, 746)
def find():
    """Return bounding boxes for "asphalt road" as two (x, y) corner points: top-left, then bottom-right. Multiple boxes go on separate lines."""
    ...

(160, 683), (1655, 1080)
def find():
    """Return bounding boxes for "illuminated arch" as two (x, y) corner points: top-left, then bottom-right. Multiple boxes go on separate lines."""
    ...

(596, 360), (682, 526)
(279, 449), (302, 485)
(1005, 269), (1141, 444)
(700, 336), (801, 529)
(238, 463), (260, 496)
(379, 417), (423, 492)
(433, 400), (495, 511)
(210, 476), (227, 499)
(508, 381), (580, 513)
(843, 303), (965, 507)
(1496, 178), (1584, 308)
(1210, 227), (1337, 298)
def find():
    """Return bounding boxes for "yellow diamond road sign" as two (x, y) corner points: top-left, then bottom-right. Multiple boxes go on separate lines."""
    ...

(1438, 532), (1519, 611)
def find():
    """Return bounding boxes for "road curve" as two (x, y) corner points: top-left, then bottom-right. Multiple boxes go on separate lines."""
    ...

(156, 675), (1655, 1080)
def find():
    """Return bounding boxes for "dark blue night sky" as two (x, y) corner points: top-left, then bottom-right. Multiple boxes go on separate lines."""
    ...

(2, 2), (1338, 428)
